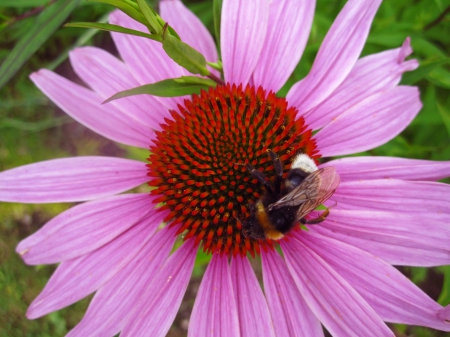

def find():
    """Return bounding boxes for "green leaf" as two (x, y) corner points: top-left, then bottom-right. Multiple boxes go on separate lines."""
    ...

(103, 76), (216, 102)
(172, 76), (216, 86)
(192, 249), (211, 277)
(412, 36), (448, 58)
(411, 85), (441, 126)
(165, 25), (181, 41)
(437, 100), (450, 138)
(433, 0), (444, 10)
(402, 58), (450, 85)
(162, 33), (209, 76)
(213, 0), (223, 54)
(207, 61), (222, 72)
(409, 267), (428, 284)
(366, 33), (409, 48)
(136, 0), (161, 35)
(64, 22), (161, 42)
(0, 0), (48, 6)
(0, 0), (80, 90)
(124, 146), (150, 162)
(428, 67), (450, 89)
(91, 0), (147, 26)
(47, 12), (109, 70)
(0, 116), (71, 131)
(438, 266), (450, 306)
(0, 0), (94, 6)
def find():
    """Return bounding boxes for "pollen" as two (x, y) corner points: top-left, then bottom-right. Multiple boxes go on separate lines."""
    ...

(147, 84), (318, 256)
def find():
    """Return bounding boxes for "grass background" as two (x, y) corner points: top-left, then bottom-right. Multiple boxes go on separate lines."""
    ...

(1, 0), (450, 336)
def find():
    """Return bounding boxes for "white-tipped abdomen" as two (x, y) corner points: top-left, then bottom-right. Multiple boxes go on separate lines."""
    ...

(291, 153), (318, 173)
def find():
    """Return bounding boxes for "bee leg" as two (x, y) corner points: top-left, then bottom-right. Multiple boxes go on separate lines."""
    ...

(235, 214), (265, 240)
(267, 150), (283, 196)
(245, 164), (274, 195)
(300, 207), (330, 225)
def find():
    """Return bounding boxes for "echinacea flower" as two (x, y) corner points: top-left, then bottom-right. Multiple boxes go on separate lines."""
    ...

(2, 0), (450, 335)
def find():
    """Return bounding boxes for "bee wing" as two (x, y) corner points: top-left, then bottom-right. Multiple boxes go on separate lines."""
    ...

(268, 167), (340, 214)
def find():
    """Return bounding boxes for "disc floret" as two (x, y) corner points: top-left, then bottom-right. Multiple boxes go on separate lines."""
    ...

(148, 84), (319, 256)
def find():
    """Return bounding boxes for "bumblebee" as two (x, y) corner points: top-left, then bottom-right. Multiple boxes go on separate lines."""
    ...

(238, 151), (340, 240)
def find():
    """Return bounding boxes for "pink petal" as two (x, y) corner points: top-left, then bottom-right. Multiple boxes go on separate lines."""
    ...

(314, 86), (422, 157)
(311, 209), (450, 267)
(30, 70), (151, 148)
(27, 216), (159, 319)
(437, 305), (450, 324)
(221, 0), (269, 85)
(160, 0), (218, 64)
(331, 179), (450, 217)
(0, 156), (148, 203)
(321, 156), (450, 182)
(188, 254), (240, 337)
(121, 239), (197, 337)
(109, 10), (186, 110)
(281, 237), (393, 336)
(287, 0), (382, 113)
(69, 47), (169, 128)
(261, 250), (323, 337)
(305, 38), (419, 129)
(252, 0), (315, 92)
(296, 231), (450, 331)
(17, 194), (159, 265)
(230, 256), (275, 337)
(67, 226), (178, 337)
(109, 10), (184, 83)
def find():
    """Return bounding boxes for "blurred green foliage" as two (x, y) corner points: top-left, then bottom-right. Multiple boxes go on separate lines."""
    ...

(0, 0), (449, 336)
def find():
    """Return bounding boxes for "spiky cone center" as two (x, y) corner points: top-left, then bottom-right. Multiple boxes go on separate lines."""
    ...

(147, 84), (319, 257)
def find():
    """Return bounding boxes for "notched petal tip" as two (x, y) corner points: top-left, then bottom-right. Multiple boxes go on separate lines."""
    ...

(18, 248), (30, 257)
(398, 37), (413, 63)
(29, 70), (44, 80)
(16, 238), (32, 257)
(68, 47), (95, 65)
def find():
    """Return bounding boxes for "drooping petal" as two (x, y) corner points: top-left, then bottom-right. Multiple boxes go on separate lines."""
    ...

(17, 194), (160, 265)
(311, 209), (450, 267)
(160, 0), (218, 64)
(287, 0), (382, 113)
(252, 0), (315, 92)
(221, 0), (269, 85)
(67, 226), (178, 337)
(27, 216), (159, 319)
(281, 237), (393, 336)
(322, 156), (450, 182)
(109, 10), (186, 109)
(189, 254), (240, 337)
(0, 156), (148, 203)
(69, 47), (169, 128)
(305, 38), (419, 129)
(30, 70), (151, 148)
(261, 250), (323, 337)
(331, 179), (450, 217)
(296, 231), (450, 331)
(121, 239), (197, 337)
(314, 86), (421, 157)
(230, 256), (275, 337)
